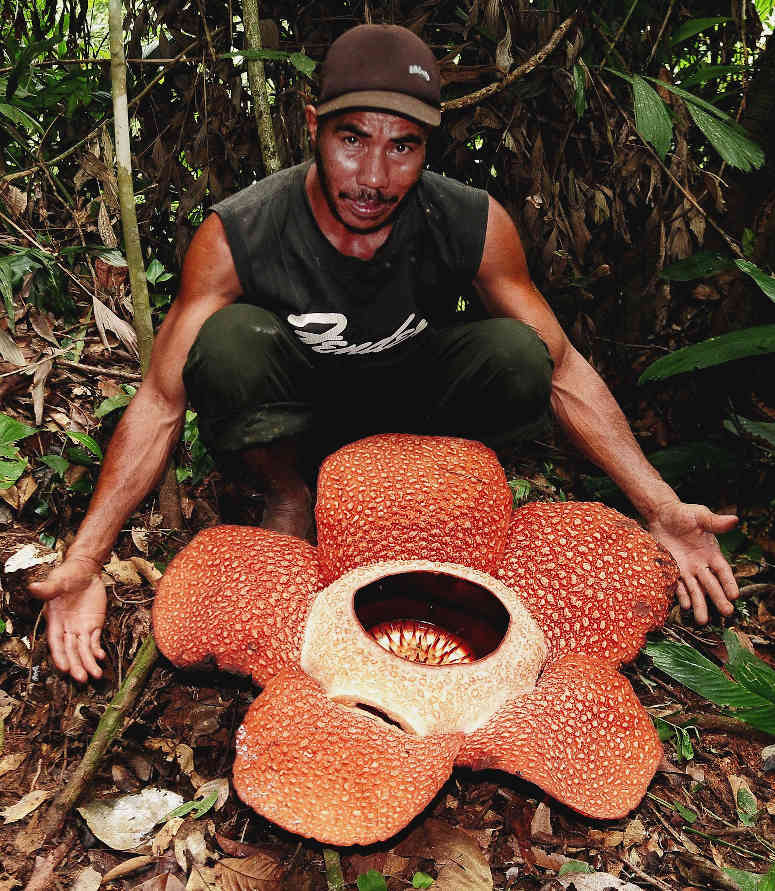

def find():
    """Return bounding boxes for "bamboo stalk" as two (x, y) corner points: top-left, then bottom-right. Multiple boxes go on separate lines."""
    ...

(38, 636), (159, 841)
(242, 0), (282, 175)
(323, 848), (345, 890)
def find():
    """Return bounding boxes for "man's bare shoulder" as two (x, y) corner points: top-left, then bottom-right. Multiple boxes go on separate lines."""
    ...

(178, 214), (243, 303)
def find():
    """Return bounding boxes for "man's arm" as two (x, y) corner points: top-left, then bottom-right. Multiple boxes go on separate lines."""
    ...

(29, 214), (242, 680)
(473, 196), (739, 624)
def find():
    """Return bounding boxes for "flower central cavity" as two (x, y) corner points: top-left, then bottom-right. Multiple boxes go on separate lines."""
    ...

(369, 619), (475, 665)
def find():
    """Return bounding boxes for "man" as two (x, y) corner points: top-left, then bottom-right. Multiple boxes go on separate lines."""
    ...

(30, 25), (739, 682)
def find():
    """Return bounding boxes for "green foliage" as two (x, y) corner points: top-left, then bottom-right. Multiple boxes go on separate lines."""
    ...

(660, 252), (734, 281)
(737, 786), (759, 826)
(725, 865), (775, 891)
(356, 870), (387, 891)
(572, 63), (587, 120)
(66, 431), (103, 461)
(647, 792), (698, 823)
(167, 790), (219, 820)
(725, 416), (775, 454)
(667, 17), (732, 47)
(508, 478), (531, 506)
(221, 49), (317, 77)
(558, 861), (594, 877)
(40, 454), (70, 478)
(176, 410), (214, 486)
(653, 716), (696, 760)
(412, 873), (434, 889)
(632, 75), (672, 160)
(0, 413), (37, 489)
(646, 631), (775, 735)
(638, 325), (775, 383)
(736, 261), (775, 303)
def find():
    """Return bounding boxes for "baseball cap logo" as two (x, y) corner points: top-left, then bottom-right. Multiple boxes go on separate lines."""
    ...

(408, 63), (431, 82)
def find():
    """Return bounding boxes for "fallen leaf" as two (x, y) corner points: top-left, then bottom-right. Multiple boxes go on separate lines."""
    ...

(133, 874), (186, 891)
(550, 873), (641, 890)
(130, 556), (163, 588)
(31, 357), (52, 426)
(0, 874), (21, 890)
(604, 831), (624, 847)
(131, 527), (150, 553)
(0, 476), (37, 512)
(0, 753), (27, 778)
(71, 866), (102, 891)
(174, 826), (210, 870)
(0, 690), (20, 721)
(184, 867), (218, 891)
(194, 777), (229, 810)
(622, 817), (646, 848)
(530, 802), (552, 838)
(103, 553), (143, 586)
(101, 855), (155, 883)
(28, 309), (57, 345)
(396, 819), (493, 890)
(0, 789), (54, 823)
(152, 817), (185, 856)
(531, 846), (568, 870)
(4, 543), (57, 574)
(77, 788), (184, 850)
(216, 853), (287, 890)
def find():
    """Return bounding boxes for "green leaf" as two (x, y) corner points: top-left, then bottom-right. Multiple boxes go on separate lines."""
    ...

(0, 457), (27, 488)
(632, 75), (672, 160)
(167, 790), (219, 820)
(737, 786), (758, 822)
(66, 431), (103, 460)
(558, 861), (594, 877)
(0, 617), (5, 633)
(289, 51), (317, 77)
(755, 0), (774, 20)
(94, 394), (132, 418)
(357, 870), (388, 891)
(761, 864), (775, 891)
(573, 63), (587, 120)
(674, 726), (695, 761)
(668, 17), (731, 46)
(654, 717), (675, 741)
(725, 868), (762, 891)
(724, 630), (775, 708)
(675, 801), (699, 823)
(412, 873), (434, 889)
(0, 413), (37, 446)
(686, 101), (766, 172)
(0, 263), (14, 332)
(0, 102), (44, 135)
(40, 455), (70, 477)
(508, 478), (531, 505)
(660, 252), (734, 281)
(638, 324), (775, 383)
(679, 65), (744, 88)
(145, 258), (165, 285)
(735, 260), (775, 303)
(724, 416), (775, 452)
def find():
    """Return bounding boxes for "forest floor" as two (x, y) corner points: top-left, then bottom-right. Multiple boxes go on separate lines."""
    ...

(0, 310), (774, 891)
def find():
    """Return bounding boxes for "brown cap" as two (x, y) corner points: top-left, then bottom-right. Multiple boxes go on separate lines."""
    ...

(318, 25), (441, 127)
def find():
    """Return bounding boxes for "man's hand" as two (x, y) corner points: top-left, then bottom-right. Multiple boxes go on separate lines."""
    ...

(28, 556), (107, 682)
(647, 502), (739, 625)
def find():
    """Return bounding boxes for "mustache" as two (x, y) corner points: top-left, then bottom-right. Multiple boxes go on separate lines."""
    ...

(339, 189), (398, 205)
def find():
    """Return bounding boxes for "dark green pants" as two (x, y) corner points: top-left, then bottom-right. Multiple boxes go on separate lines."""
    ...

(183, 304), (553, 462)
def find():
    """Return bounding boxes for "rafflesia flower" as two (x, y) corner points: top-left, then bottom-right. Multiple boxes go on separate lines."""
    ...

(153, 434), (678, 846)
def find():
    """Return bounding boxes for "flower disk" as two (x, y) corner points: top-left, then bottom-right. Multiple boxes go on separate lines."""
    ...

(152, 526), (320, 684)
(316, 434), (513, 583)
(497, 502), (678, 664)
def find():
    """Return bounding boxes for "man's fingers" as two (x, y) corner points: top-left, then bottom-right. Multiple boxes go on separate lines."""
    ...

(46, 619), (70, 675)
(90, 628), (106, 661)
(77, 633), (103, 680)
(699, 566), (734, 617)
(676, 580), (692, 611)
(63, 631), (87, 683)
(683, 575), (709, 625)
(704, 512), (738, 534)
(711, 557), (739, 602)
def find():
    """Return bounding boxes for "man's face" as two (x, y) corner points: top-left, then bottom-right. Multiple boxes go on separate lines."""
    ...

(307, 107), (428, 233)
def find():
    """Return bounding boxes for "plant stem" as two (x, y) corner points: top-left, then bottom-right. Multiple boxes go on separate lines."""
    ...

(323, 848), (345, 890)
(242, 0), (282, 175)
(39, 635), (159, 841)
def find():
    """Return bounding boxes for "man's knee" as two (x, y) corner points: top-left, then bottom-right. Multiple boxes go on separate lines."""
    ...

(183, 305), (293, 401)
(476, 318), (553, 410)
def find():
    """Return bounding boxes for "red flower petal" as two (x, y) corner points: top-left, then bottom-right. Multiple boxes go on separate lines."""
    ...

(152, 526), (320, 684)
(496, 502), (677, 664)
(316, 434), (512, 583)
(457, 653), (662, 818)
(233, 666), (463, 845)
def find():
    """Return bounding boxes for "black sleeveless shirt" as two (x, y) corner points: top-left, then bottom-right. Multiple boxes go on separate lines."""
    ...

(211, 162), (490, 362)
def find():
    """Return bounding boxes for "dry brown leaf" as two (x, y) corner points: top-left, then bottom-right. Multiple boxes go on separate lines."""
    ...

(31, 357), (52, 426)
(71, 866), (102, 891)
(103, 553), (143, 586)
(0, 182), (27, 217)
(622, 817), (646, 848)
(133, 873), (186, 891)
(0, 789), (54, 823)
(93, 294), (138, 356)
(0, 875), (22, 891)
(0, 753), (27, 778)
(216, 853), (287, 891)
(728, 774), (757, 822)
(530, 802), (552, 838)
(396, 819), (493, 890)
(184, 867), (218, 891)
(28, 308), (57, 345)
(0, 475), (37, 512)
(101, 855), (155, 883)
(4, 542), (57, 574)
(130, 556), (163, 588)
(97, 200), (118, 248)
(194, 777), (229, 810)
(531, 846), (568, 870)
(152, 817), (185, 857)
(0, 329), (25, 366)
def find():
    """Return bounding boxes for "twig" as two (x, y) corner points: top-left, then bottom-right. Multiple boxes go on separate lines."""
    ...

(600, 0), (640, 69)
(442, 14), (577, 112)
(646, 0), (677, 68)
(2, 29), (221, 184)
(58, 359), (141, 381)
(667, 711), (773, 741)
(595, 73), (744, 258)
(323, 848), (345, 890)
(620, 857), (675, 891)
(38, 635), (159, 841)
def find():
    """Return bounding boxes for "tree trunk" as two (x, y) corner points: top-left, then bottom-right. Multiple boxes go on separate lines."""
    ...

(242, 0), (282, 175)
(109, 0), (182, 530)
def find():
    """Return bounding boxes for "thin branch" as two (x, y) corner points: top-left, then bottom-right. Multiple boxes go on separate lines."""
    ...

(442, 14), (577, 113)
(646, 0), (677, 68)
(2, 29), (221, 184)
(595, 73), (744, 258)
(600, 0), (640, 69)
(58, 359), (141, 381)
